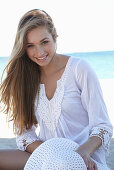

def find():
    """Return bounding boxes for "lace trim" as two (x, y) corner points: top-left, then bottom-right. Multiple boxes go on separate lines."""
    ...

(16, 127), (39, 151)
(35, 57), (72, 133)
(89, 127), (111, 153)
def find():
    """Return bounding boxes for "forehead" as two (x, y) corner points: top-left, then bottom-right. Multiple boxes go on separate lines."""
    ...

(26, 26), (52, 42)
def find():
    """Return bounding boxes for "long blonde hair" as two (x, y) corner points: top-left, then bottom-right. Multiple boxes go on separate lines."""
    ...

(0, 9), (57, 135)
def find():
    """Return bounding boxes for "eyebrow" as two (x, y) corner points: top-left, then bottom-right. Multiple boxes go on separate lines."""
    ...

(40, 37), (49, 42)
(26, 37), (49, 44)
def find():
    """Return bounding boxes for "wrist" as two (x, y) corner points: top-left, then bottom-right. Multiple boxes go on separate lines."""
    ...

(76, 147), (91, 157)
(26, 140), (43, 153)
(76, 136), (102, 156)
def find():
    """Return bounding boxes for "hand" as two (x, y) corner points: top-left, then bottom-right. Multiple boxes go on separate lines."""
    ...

(76, 149), (98, 170)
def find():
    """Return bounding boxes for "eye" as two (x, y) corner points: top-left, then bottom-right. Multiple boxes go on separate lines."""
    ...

(26, 44), (34, 48)
(42, 40), (49, 44)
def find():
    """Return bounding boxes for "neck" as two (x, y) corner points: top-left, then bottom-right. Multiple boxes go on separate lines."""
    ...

(39, 53), (60, 77)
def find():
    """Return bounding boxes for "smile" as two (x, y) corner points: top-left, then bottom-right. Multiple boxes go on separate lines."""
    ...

(38, 55), (47, 60)
(35, 55), (48, 61)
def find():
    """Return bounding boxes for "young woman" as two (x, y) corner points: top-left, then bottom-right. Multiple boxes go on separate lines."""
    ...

(0, 9), (113, 170)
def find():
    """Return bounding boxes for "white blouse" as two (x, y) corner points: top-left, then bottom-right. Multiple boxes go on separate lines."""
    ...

(16, 57), (113, 165)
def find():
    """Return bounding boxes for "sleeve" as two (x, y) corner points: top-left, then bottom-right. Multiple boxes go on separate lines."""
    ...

(75, 59), (113, 153)
(16, 125), (40, 151)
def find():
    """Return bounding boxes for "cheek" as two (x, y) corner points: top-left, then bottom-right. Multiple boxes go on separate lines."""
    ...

(26, 49), (33, 58)
(48, 42), (56, 53)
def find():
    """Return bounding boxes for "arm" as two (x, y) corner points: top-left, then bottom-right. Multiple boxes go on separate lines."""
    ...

(75, 59), (113, 169)
(16, 125), (43, 153)
(75, 59), (113, 152)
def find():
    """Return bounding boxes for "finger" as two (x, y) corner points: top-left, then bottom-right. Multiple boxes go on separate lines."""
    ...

(94, 162), (98, 170)
(86, 161), (92, 170)
(87, 164), (93, 170)
(83, 158), (89, 169)
(87, 160), (95, 170)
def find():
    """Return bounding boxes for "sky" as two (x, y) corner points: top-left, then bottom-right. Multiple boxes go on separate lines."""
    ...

(0, 0), (114, 57)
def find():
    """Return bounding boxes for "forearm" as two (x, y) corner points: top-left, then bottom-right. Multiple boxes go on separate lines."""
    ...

(26, 140), (43, 154)
(76, 136), (102, 156)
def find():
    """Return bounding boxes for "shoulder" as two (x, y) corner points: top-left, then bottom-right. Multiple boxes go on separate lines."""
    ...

(62, 56), (91, 74)
(69, 57), (92, 70)
(57, 54), (96, 76)
(66, 57), (99, 83)
(75, 58), (97, 78)
(65, 56), (96, 75)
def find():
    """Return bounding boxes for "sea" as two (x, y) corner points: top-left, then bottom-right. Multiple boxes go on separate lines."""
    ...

(0, 51), (114, 79)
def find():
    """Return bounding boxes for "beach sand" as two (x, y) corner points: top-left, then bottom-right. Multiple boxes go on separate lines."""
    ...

(0, 79), (114, 169)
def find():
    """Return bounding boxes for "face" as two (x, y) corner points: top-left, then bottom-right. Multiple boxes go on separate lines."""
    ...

(26, 26), (56, 67)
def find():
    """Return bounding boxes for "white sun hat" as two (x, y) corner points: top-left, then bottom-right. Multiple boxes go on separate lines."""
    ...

(24, 138), (87, 170)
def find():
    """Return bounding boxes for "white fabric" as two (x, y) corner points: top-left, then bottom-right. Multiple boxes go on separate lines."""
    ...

(24, 138), (109, 170)
(16, 57), (113, 167)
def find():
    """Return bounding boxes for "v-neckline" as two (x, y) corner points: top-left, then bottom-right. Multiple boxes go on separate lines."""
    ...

(40, 57), (71, 102)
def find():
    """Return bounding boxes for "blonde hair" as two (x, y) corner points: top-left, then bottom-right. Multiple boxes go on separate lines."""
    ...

(0, 9), (57, 135)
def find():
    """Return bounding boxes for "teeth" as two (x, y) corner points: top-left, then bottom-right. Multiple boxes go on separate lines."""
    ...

(38, 56), (47, 60)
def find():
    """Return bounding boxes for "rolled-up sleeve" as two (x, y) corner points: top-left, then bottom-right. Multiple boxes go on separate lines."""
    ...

(16, 126), (40, 151)
(75, 59), (113, 153)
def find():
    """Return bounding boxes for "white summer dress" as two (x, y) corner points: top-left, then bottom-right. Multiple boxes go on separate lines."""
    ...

(16, 57), (113, 170)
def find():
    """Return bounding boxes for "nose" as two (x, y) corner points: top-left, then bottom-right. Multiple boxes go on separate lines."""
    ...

(35, 45), (44, 57)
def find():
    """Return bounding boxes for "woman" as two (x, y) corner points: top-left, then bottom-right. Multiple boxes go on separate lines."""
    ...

(0, 9), (113, 170)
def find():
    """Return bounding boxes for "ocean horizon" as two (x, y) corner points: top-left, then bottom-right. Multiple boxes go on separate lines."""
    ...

(0, 50), (114, 79)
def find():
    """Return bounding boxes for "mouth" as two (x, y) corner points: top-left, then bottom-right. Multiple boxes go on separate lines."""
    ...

(35, 55), (48, 61)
